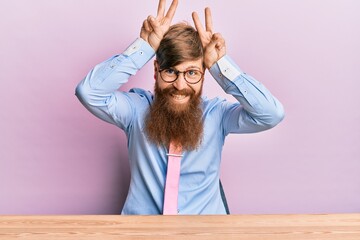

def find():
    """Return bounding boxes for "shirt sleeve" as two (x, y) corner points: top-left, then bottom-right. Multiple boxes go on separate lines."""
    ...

(209, 55), (285, 135)
(75, 38), (155, 130)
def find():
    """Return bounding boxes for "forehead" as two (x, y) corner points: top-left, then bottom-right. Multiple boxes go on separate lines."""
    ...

(172, 59), (203, 71)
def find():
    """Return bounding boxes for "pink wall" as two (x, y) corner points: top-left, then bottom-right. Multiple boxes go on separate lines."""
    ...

(1, 0), (359, 214)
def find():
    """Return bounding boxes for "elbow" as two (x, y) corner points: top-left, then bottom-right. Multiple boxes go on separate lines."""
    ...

(75, 82), (82, 96)
(264, 103), (285, 129)
(75, 80), (90, 105)
(252, 101), (285, 130)
(270, 107), (285, 128)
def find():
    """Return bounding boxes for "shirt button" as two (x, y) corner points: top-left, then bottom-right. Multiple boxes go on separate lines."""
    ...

(219, 73), (223, 77)
(140, 51), (144, 55)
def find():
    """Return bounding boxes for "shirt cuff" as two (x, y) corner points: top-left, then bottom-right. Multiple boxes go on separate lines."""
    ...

(209, 55), (243, 90)
(213, 55), (242, 81)
(123, 38), (155, 69)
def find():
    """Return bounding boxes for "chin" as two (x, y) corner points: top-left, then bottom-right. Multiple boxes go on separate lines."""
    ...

(168, 100), (190, 113)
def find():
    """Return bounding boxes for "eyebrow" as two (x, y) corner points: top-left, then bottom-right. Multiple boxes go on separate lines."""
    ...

(172, 66), (202, 71)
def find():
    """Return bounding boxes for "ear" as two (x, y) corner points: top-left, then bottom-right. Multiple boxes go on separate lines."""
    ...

(153, 60), (159, 80)
(154, 60), (159, 72)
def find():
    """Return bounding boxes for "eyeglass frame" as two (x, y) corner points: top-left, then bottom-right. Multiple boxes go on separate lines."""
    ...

(158, 68), (204, 85)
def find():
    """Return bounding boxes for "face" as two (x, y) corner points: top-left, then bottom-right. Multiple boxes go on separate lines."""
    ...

(154, 59), (204, 112)
(145, 58), (205, 150)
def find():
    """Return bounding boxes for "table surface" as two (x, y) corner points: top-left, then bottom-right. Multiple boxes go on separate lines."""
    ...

(1, 214), (360, 239)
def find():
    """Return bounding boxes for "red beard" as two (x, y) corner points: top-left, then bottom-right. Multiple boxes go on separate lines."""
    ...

(144, 82), (204, 151)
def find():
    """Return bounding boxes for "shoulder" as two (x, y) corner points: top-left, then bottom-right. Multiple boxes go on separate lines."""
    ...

(202, 96), (241, 116)
(202, 96), (228, 111)
(127, 88), (154, 105)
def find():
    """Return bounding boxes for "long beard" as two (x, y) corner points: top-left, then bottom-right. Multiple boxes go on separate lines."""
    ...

(144, 82), (204, 151)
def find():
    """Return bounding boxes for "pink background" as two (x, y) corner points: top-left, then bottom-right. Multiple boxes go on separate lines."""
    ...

(1, 0), (359, 214)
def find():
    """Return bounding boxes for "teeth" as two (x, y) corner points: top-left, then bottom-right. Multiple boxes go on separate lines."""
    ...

(172, 94), (186, 100)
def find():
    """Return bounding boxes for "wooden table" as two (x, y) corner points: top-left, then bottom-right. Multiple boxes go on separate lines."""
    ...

(1, 214), (359, 239)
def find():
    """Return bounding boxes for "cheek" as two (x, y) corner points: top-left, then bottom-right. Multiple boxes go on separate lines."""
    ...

(193, 82), (203, 96)
(155, 79), (174, 95)
(156, 80), (171, 91)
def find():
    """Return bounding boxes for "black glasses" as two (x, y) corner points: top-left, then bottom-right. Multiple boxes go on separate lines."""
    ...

(158, 68), (204, 84)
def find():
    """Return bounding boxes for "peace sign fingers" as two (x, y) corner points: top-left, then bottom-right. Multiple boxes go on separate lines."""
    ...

(165, 0), (178, 22)
(141, 0), (179, 51)
(156, 0), (166, 19)
(205, 8), (213, 33)
(192, 7), (213, 48)
(192, 12), (204, 35)
(192, 7), (226, 69)
(156, 0), (178, 22)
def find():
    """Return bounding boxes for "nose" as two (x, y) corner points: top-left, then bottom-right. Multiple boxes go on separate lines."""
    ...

(172, 73), (188, 90)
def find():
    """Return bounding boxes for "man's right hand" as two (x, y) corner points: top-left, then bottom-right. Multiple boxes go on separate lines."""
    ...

(140, 0), (178, 51)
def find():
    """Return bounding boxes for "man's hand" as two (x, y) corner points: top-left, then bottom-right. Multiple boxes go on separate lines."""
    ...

(192, 8), (226, 69)
(140, 0), (178, 51)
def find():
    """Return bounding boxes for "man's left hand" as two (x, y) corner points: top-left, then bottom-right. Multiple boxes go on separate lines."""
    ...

(192, 8), (226, 69)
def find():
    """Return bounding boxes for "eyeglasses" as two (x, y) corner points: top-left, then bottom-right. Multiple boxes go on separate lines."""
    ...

(158, 68), (204, 84)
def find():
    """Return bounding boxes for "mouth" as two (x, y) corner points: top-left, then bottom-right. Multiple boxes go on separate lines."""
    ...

(171, 94), (190, 103)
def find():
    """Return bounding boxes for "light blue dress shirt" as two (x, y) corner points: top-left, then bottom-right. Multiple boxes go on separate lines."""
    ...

(75, 38), (285, 215)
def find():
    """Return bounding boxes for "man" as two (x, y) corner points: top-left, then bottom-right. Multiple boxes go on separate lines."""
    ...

(76, 0), (284, 215)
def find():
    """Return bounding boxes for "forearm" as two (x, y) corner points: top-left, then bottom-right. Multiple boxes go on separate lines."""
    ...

(75, 38), (155, 125)
(75, 38), (155, 105)
(209, 55), (285, 128)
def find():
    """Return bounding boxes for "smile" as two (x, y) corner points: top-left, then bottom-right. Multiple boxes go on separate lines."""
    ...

(172, 94), (186, 100)
(171, 94), (190, 103)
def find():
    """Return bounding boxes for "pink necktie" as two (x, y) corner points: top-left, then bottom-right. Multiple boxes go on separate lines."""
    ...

(163, 142), (182, 215)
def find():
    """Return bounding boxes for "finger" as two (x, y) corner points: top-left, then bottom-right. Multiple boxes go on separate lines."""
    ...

(148, 15), (159, 29)
(165, 0), (178, 22)
(216, 41), (225, 49)
(143, 20), (151, 32)
(157, 0), (166, 18)
(207, 39), (217, 52)
(192, 11), (205, 35)
(213, 33), (224, 43)
(212, 33), (226, 51)
(205, 7), (213, 32)
(214, 33), (225, 43)
(147, 16), (157, 30)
